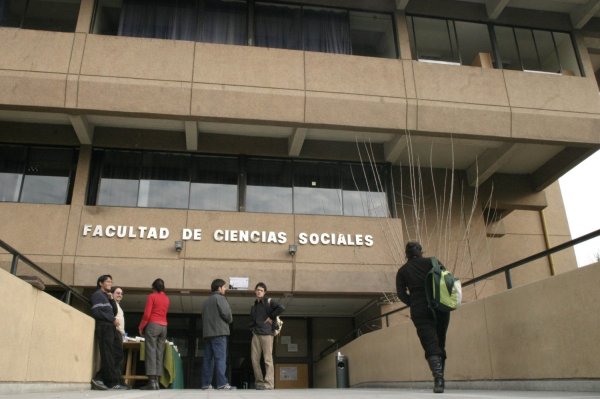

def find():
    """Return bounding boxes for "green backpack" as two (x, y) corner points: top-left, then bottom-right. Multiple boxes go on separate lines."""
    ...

(425, 257), (462, 312)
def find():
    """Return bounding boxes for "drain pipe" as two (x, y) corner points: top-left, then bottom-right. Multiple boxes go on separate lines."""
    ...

(539, 209), (556, 276)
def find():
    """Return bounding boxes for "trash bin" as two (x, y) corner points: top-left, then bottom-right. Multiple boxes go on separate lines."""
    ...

(335, 352), (349, 388)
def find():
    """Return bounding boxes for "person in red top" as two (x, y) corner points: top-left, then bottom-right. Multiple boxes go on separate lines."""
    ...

(138, 278), (170, 390)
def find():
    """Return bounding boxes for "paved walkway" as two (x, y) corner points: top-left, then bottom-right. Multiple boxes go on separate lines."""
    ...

(1, 389), (599, 399)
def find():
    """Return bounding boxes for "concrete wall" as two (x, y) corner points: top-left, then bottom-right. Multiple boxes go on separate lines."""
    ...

(0, 200), (404, 294)
(314, 262), (600, 390)
(0, 268), (95, 392)
(0, 26), (599, 146)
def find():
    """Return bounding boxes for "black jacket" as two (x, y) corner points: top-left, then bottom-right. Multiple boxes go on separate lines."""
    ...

(90, 288), (117, 323)
(396, 256), (439, 306)
(250, 296), (285, 335)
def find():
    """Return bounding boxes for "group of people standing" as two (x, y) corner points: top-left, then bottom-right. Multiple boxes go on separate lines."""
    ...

(90, 275), (284, 391)
(90, 275), (168, 391)
(90, 241), (447, 393)
(200, 279), (285, 390)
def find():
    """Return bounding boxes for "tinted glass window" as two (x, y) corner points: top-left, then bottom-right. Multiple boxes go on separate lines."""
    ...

(1, 0), (80, 32)
(302, 7), (351, 54)
(410, 16), (458, 63)
(97, 150), (141, 207)
(0, 0), (27, 27)
(494, 26), (521, 70)
(190, 156), (238, 211)
(0, 145), (75, 204)
(554, 32), (580, 76)
(455, 21), (494, 66)
(342, 164), (388, 217)
(19, 147), (73, 204)
(293, 161), (342, 215)
(0, 145), (26, 202)
(22, 0), (80, 32)
(138, 152), (190, 209)
(255, 2), (302, 50)
(246, 159), (292, 214)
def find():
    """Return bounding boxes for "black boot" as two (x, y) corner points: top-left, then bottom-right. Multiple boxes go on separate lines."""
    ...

(427, 355), (444, 393)
(140, 376), (158, 390)
(153, 376), (161, 390)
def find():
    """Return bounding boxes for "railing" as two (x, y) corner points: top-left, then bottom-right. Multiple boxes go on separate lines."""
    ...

(0, 239), (90, 306)
(318, 228), (600, 360)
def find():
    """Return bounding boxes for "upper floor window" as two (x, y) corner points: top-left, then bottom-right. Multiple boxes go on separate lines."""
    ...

(94, 0), (247, 45)
(408, 16), (494, 66)
(407, 15), (581, 75)
(0, 0), (81, 32)
(494, 26), (581, 75)
(88, 149), (390, 217)
(92, 0), (397, 59)
(0, 144), (77, 204)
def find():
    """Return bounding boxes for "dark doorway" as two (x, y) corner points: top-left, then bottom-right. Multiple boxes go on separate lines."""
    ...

(124, 313), (254, 388)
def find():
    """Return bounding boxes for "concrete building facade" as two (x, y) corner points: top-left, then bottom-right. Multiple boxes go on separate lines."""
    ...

(1, 0), (599, 389)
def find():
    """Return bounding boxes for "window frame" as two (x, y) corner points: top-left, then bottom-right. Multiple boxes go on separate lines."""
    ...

(407, 13), (584, 76)
(87, 148), (392, 218)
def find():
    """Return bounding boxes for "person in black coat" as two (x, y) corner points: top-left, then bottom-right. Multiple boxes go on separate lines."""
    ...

(396, 242), (450, 394)
(249, 282), (285, 390)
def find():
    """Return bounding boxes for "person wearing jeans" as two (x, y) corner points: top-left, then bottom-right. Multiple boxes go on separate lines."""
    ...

(201, 279), (235, 390)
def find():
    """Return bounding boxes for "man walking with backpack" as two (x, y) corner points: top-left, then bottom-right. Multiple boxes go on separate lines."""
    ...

(396, 242), (450, 393)
(249, 282), (285, 390)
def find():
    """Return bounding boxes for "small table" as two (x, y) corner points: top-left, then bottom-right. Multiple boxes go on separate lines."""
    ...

(122, 342), (148, 387)
(122, 341), (183, 388)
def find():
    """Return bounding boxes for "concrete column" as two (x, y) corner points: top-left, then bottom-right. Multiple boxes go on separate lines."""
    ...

(75, 0), (95, 33)
(395, 11), (413, 60)
(71, 145), (92, 206)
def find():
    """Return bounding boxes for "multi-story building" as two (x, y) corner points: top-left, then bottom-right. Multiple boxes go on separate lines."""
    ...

(1, 0), (599, 388)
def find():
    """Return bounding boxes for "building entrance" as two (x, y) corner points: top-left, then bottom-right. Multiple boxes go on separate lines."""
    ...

(124, 313), (264, 388)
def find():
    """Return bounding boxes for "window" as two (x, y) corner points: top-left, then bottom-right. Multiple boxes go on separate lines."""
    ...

(455, 20), (494, 67)
(190, 156), (238, 211)
(92, 0), (397, 58)
(408, 15), (581, 75)
(198, 0), (247, 45)
(96, 150), (141, 207)
(302, 6), (351, 55)
(245, 158), (292, 214)
(0, 144), (77, 204)
(494, 26), (581, 75)
(408, 16), (493, 66)
(409, 16), (458, 63)
(138, 152), (190, 209)
(349, 11), (396, 59)
(494, 26), (521, 70)
(255, 2), (302, 50)
(0, 0), (81, 32)
(94, 0), (247, 43)
(88, 149), (390, 217)
(342, 164), (388, 217)
(293, 161), (342, 216)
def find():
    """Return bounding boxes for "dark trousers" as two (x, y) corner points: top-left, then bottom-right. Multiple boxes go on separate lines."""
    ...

(95, 321), (124, 387)
(410, 300), (450, 359)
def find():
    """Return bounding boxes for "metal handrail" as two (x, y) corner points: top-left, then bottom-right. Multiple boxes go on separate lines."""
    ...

(0, 239), (90, 306)
(318, 228), (600, 360)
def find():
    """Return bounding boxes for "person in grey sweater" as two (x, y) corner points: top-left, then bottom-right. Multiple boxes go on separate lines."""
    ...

(201, 279), (235, 390)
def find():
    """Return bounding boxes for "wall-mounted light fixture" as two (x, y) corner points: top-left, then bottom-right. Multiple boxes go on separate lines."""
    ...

(174, 240), (183, 252)
(288, 244), (297, 256)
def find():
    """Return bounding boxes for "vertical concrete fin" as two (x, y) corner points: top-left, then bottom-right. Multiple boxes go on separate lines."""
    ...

(68, 115), (94, 145)
(185, 121), (198, 151)
(289, 128), (307, 157)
